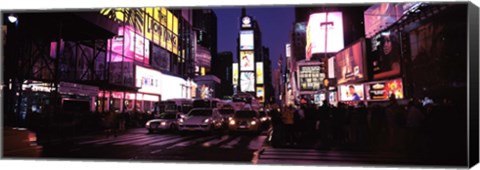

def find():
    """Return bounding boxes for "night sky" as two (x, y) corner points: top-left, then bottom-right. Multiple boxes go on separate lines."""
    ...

(213, 6), (295, 69)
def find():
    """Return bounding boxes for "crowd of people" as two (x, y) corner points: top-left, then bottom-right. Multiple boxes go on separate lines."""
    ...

(267, 95), (464, 154)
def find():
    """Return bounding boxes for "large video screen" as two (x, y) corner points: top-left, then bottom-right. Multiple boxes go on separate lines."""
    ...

(365, 78), (404, 101)
(256, 87), (265, 103)
(338, 84), (365, 101)
(232, 63), (239, 85)
(256, 62), (264, 84)
(335, 38), (367, 84)
(240, 72), (255, 92)
(370, 31), (401, 79)
(306, 12), (344, 60)
(240, 51), (254, 71)
(240, 30), (254, 50)
(298, 65), (323, 91)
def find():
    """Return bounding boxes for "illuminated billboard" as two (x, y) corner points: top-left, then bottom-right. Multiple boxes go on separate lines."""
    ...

(335, 38), (367, 84)
(108, 26), (150, 64)
(240, 51), (254, 71)
(370, 31), (401, 79)
(338, 84), (365, 101)
(328, 57), (335, 79)
(135, 65), (162, 95)
(365, 78), (404, 101)
(306, 12), (344, 60)
(240, 30), (254, 50)
(240, 72), (255, 92)
(256, 87), (265, 103)
(100, 8), (178, 55)
(232, 63), (239, 85)
(256, 62), (264, 84)
(298, 64), (324, 91)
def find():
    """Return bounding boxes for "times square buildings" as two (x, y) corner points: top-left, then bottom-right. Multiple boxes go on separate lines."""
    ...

(283, 3), (469, 109)
(1, 8), (223, 127)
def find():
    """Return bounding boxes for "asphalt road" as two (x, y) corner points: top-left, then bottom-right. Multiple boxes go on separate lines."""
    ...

(30, 128), (268, 163)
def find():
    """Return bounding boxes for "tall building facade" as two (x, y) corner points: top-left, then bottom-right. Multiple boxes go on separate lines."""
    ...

(2, 8), (198, 127)
(233, 8), (273, 105)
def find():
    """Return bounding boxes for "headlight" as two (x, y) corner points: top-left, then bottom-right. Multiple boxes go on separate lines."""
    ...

(229, 120), (236, 125)
(203, 119), (210, 123)
(160, 122), (167, 126)
(228, 117), (233, 121)
(178, 119), (184, 123)
(260, 117), (267, 122)
(146, 122), (151, 126)
(251, 121), (257, 125)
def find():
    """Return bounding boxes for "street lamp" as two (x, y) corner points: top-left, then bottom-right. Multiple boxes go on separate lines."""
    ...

(8, 14), (18, 23)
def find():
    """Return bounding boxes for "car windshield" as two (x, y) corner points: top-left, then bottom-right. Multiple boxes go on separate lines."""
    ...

(219, 109), (234, 115)
(189, 110), (212, 116)
(234, 111), (257, 118)
(159, 113), (177, 119)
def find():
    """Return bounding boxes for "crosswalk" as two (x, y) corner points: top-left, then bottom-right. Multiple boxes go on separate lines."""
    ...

(254, 147), (414, 165)
(77, 133), (267, 150)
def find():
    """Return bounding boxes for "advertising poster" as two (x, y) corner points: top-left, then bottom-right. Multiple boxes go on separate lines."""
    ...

(256, 62), (264, 84)
(298, 65), (323, 91)
(232, 63), (239, 85)
(240, 30), (254, 50)
(365, 78), (404, 100)
(240, 72), (255, 92)
(338, 84), (365, 101)
(305, 12), (344, 60)
(371, 31), (401, 79)
(240, 51), (254, 71)
(256, 87), (265, 103)
(328, 57), (335, 79)
(329, 92), (338, 107)
(335, 39), (367, 84)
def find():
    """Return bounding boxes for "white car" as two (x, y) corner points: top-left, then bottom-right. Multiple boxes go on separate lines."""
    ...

(177, 108), (224, 132)
(146, 112), (183, 133)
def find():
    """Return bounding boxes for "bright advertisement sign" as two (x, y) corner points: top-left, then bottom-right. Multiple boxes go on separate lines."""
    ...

(335, 39), (367, 84)
(232, 63), (239, 85)
(371, 31), (401, 79)
(298, 65), (324, 91)
(108, 26), (150, 64)
(240, 30), (254, 50)
(328, 57), (335, 79)
(256, 62), (264, 84)
(306, 12), (344, 60)
(135, 65), (162, 95)
(101, 8), (178, 55)
(256, 87), (265, 103)
(365, 78), (404, 101)
(240, 72), (255, 92)
(240, 51), (254, 71)
(338, 84), (365, 101)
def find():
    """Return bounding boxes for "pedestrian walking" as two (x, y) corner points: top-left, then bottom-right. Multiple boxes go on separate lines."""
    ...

(282, 104), (296, 146)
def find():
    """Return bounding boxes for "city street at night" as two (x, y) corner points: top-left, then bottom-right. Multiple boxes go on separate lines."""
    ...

(1, 1), (479, 169)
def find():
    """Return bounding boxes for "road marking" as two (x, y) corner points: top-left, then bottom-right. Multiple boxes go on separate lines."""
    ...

(78, 134), (145, 144)
(135, 135), (181, 145)
(150, 135), (199, 146)
(113, 135), (176, 145)
(169, 135), (219, 149)
(219, 136), (242, 149)
(201, 135), (230, 147)
(247, 135), (267, 150)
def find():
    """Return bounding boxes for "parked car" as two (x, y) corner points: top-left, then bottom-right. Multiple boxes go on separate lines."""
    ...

(228, 110), (261, 133)
(3, 127), (42, 157)
(145, 111), (182, 133)
(177, 108), (224, 132)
